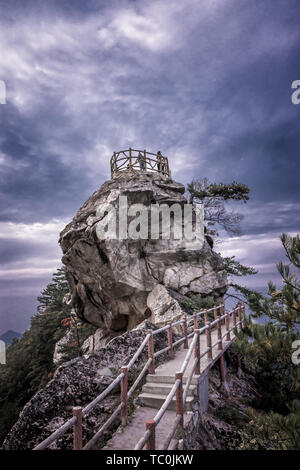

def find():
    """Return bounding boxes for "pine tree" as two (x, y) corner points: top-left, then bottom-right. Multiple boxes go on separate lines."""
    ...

(222, 255), (260, 305)
(182, 178), (254, 308)
(233, 233), (300, 449)
(0, 267), (71, 443)
(188, 178), (249, 237)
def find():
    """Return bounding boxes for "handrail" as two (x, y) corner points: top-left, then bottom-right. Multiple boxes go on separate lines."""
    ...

(111, 148), (171, 179)
(83, 402), (124, 450)
(154, 379), (181, 425)
(33, 302), (243, 451)
(179, 333), (198, 376)
(34, 416), (77, 450)
(154, 345), (171, 358)
(136, 331), (199, 451)
(162, 414), (182, 450)
(134, 429), (152, 450)
(82, 373), (124, 416)
(128, 358), (152, 399)
(138, 303), (245, 450)
(126, 333), (150, 370)
(182, 357), (198, 405)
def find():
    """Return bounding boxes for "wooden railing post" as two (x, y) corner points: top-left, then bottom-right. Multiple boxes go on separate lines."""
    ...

(147, 330), (155, 374)
(121, 366), (128, 426)
(222, 303), (226, 325)
(193, 312), (198, 331)
(194, 329), (201, 374)
(241, 302), (245, 327)
(238, 304), (242, 330)
(175, 372), (184, 428)
(182, 316), (188, 349)
(146, 419), (156, 450)
(129, 147), (132, 168)
(217, 316), (223, 350)
(72, 406), (83, 450)
(233, 307), (237, 328)
(167, 323), (174, 358)
(213, 306), (218, 322)
(220, 354), (230, 394)
(204, 309), (208, 324)
(205, 321), (213, 360)
(225, 312), (230, 341)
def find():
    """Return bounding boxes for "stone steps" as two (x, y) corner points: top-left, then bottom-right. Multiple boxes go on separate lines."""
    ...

(146, 373), (200, 385)
(139, 392), (196, 411)
(142, 382), (197, 396)
(139, 366), (199, 411)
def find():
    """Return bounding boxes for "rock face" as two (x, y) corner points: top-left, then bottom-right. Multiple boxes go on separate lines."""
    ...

(59, 171), (227, 336)
(2, 322), (175, 450)
(146, 284), (184, 331)
(53, 329), (72, 365)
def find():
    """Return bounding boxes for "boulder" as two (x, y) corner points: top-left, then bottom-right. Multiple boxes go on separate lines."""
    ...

(59, 171), (227, 334)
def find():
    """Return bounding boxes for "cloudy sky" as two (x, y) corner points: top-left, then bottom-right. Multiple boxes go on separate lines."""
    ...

(0, 0), (299, 335)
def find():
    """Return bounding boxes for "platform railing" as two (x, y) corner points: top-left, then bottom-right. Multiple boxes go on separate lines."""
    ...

(33, 302), (245, 451)
(110, 148), (170, 179)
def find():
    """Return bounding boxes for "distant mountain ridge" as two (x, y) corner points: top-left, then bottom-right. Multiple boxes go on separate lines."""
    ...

(0, 330), (22, 346)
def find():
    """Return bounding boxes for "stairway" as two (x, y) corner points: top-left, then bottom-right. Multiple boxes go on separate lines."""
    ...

(139, 373), (199, 411)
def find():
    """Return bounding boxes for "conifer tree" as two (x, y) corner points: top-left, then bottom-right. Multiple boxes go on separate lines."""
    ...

(233, 233), (300, 448)
(188, 178), (249, 237)
(0, 267), (71, 443)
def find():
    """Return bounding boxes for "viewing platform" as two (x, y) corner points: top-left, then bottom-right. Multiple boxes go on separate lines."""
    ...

(111, 148), (171, 179)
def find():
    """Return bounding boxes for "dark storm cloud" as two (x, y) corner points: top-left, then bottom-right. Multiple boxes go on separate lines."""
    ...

(0, 0), (299, 332)
(0, 238), (49, 264)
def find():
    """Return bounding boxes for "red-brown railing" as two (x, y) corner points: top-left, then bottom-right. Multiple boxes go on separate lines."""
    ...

(33, 302), (245, 451)
(134, 303), (245, 450)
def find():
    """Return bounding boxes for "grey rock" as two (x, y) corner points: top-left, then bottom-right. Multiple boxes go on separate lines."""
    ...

(53, 329), (72, 365)
(147, 284), (184, 332)
(59, 172), (227, 333)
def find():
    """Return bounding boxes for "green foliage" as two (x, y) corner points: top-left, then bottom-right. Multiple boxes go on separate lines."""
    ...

(233, 319), (300, 412)
(187, 178), (250, 236)
(223, 256), (257, 277)
(188, 180), (250, 202)
(179, 293), (223, 315)
(215, 405), (250, 426)
(222, 256), (259, 306)
(57, 316), (97, 365)
(239, 402), (300, 450)
(233, 233), (300, 449)
(37, 267), (70, 314)
(0, 267), (78, 444)
(247, 233), (300, 332)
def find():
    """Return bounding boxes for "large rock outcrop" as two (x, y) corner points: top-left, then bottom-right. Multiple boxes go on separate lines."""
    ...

(59, 171), (227, 336)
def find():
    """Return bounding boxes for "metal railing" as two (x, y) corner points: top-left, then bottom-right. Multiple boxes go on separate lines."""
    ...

(33, 302), (245, 451)
(110, 148), (171, 179)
